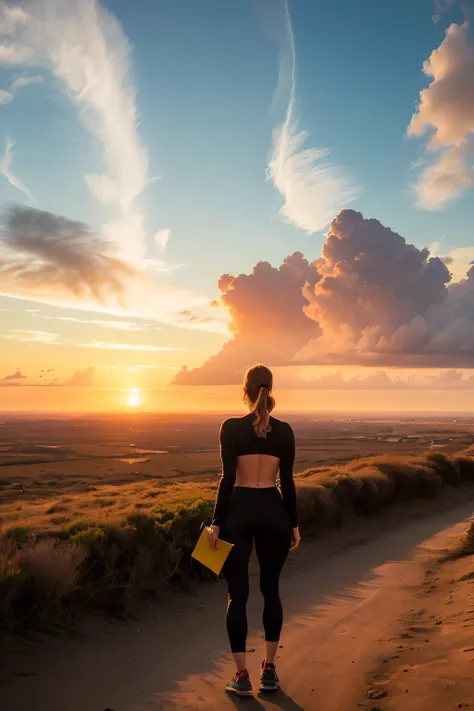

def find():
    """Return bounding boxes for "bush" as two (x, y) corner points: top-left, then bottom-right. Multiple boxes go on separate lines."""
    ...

(1, 450), (474, 631)
(461, 522), (474, 556)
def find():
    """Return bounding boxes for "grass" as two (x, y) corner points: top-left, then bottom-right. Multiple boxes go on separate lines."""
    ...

(1, 450), (474, 631)
(460, 521), (474, 557)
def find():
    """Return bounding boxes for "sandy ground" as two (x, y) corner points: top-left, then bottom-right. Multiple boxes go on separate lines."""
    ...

(1, 498), (473, 711)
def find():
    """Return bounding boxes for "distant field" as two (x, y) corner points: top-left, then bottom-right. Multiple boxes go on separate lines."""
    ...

(1, 412), (474, 536)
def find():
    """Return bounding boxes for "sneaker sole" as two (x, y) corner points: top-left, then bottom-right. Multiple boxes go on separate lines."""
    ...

(225, 687), (253, 696)
(259, 684), (279, 692)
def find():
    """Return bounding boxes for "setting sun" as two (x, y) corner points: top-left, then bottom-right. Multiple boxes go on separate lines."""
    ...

(126, 388), (142, 407)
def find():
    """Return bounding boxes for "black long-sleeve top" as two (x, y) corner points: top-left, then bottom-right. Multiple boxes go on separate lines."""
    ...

(212, 414), (298, 528)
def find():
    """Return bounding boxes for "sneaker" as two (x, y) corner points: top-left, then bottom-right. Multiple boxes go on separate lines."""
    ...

(259, 659), (279, 692)
(225, 669), (253, 696)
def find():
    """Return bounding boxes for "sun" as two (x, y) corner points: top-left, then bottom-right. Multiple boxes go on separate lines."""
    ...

(126, 388), (142, 407)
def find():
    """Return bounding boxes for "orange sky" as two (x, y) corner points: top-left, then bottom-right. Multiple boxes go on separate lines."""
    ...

(2, 382), (474, 414)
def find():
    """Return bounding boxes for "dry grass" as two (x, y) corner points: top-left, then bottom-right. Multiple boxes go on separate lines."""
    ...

(461, 522), (474, 556)
(1, 450), (474, 631)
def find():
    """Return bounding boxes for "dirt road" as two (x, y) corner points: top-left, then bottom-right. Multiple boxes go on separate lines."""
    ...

(2, 500), (473, 711)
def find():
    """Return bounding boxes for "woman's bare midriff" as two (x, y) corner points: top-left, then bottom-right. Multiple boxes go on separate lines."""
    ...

(235, 453), (280, 488)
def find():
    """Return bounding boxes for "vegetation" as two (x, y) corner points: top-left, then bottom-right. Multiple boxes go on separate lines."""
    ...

(1, 451), (474, 631)
(460, 520), (474, 557)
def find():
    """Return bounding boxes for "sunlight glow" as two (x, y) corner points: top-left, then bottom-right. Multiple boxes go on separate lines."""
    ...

(127, 388), (142, 407)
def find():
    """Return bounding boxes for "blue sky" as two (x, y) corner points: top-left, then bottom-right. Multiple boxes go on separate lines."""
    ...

(0, 0), (474, 405)
(1, 0), (471, 292)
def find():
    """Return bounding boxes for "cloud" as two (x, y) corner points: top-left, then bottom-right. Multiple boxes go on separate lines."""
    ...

(0, 204), (223, 332)
(433, 0), (456, 24)
(78, 340), (181, 351)
(10, 73), (43, 92)
(57, 316), (146, 331)
(172, 252), (320, 385)
(4, 329), (59, 343)
(408, 22), (474, 208)
(0, 73), (43, 106)
(154, 229), (170, 253)
(173, 209), (474, 385)
(0, 204), (137, 303)
(3, 369), (26, 380)
(266, 0), (358, 233)
(281, 367), (474, 390)
(299, 209), (474, 366)
(0, 139), (35, 201)
(0, 89), (13, 104)
(0, 0), (150, 265)
(0, 5), (222, 330)
(63, 367), (95, 387)
(430, 244), (474, 282)
(0, 44), (32, 64)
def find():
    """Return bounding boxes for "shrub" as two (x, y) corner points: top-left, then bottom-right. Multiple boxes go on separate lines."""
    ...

(1, 450), (473, 630)
(461, 522), (474, 556)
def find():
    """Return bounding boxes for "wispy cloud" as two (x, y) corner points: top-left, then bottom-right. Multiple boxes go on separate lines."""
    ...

(4, 329), (59, 343)
(154, 229), (170, 253)
(0, 89), (13, 104)
(0, 0), (154, 264)
(57, 316), (147, 331)
(0, 138), (35, 201)
(0, 73), (43, 105)
(78, 340), (183, 352)
(10, 73), (43, 92)
(0, 205), (136, 302)
(0, 2), (221, 331)
(266, 0), (358, 233)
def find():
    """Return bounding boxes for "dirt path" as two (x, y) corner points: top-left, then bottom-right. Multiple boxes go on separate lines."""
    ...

(2, 500), (473, 711)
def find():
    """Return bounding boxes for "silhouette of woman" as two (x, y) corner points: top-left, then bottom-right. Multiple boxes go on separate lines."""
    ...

(208, 364), (300, 695)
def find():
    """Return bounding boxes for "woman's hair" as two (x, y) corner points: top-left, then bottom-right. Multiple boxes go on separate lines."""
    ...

(243, 364), (275, 439)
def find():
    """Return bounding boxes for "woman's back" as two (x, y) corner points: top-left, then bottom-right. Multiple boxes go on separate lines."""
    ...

(220, 413), (294, 488)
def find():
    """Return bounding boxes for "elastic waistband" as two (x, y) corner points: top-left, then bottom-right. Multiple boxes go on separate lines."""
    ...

(232, 485), (279, 494)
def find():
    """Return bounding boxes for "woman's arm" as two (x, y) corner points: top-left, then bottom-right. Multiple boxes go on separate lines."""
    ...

(279, 424), (298, 529)
(211, 419), (237, 527)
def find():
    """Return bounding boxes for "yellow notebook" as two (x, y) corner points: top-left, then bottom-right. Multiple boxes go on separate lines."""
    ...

(191, 526), (234, 575)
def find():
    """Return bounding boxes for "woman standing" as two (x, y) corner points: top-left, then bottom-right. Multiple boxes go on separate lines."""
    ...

(208, 364), (300, 696)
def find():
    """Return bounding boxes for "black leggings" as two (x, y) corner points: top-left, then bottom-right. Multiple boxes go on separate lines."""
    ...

(221, 487), (292, 654)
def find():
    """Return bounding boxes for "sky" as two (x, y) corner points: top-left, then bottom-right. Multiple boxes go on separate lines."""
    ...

(0, 0), (474, 413)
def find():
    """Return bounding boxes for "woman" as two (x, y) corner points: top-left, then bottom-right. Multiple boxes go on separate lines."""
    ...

(208, 364), (301, 696)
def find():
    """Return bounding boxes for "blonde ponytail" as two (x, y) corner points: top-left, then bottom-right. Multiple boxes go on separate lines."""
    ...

(243, 364), (275, 438)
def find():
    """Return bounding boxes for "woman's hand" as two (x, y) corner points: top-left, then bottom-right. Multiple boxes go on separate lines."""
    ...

(290, 527), (301, 551)
(207, 525), (220, 550)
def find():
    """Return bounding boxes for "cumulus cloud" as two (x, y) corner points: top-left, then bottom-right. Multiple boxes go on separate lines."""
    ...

(266, 0), (358, 233)
(3, 369), (26, 380)
(63, 367), (95, 387)
(172, 252), (320, 385)
(0, 139), (34, 201)
(173, 209), (474, 385)
(408, 22), (474, 209)
(298, 210), (474, 366)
